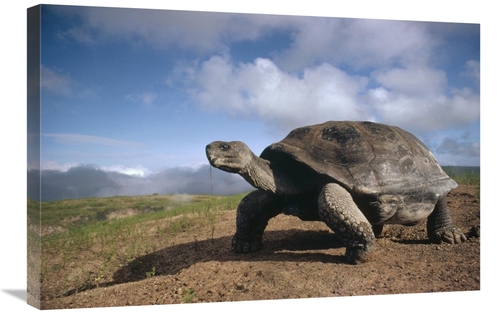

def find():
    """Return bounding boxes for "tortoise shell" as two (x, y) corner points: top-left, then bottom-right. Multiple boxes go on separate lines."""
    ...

(260, 121), (457, 199)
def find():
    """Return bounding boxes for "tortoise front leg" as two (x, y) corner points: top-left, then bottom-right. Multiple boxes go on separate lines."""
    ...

(318, 183), (376, 264)
(427, 195), (467, 244)
(232, 190), (283, 253)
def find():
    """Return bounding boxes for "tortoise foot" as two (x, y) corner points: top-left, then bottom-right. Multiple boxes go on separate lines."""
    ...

(430, 227), (467, 244)
(231, 235), (263, 253)
(345, 244), (375, 264)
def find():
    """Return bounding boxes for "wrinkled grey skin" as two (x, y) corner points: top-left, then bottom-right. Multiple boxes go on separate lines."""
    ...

(206, 121), (466, 264)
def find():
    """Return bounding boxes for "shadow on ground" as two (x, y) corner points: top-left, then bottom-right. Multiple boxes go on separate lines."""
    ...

(61, 229), (346, 296)
(64, 227), (435, 297)
(111, 229), (346, 286)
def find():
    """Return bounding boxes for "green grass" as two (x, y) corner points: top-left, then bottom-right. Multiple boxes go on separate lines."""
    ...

(442, 166), (480, 185)
(182, 288), (195, 303)
(38, 193), (242, 233)
(33, 192), (248, 299)
(41, 193), (246, 249)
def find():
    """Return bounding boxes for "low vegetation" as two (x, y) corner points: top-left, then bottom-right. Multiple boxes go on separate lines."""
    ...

(443, 166), (480, 199)
(28, 192), (248, 300)
(442, 166), (480, 185)
(28, 167), (479, 303)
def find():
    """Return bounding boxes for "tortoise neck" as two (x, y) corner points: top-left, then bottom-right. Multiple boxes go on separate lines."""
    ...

(241, 155), (308, 195)
(241, 155), (278, 193)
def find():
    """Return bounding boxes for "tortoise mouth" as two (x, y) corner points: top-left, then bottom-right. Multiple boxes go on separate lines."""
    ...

(211, 158), (239, 173)
(218, 165), (238, 173)
(206, 154), (239, 173)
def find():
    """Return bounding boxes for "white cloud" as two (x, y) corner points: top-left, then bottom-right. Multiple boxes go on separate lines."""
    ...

(40, 161), (81, 172)
(41, 65), (98, 99)
(462, 60), (480, 83)
(100, 165), (153, 177)
(125, 92), (158, 106)
(57, 6), (291, 53)
(192, 56), (370, 130)
(182, 55), (479, 133)
(366, 85), (480, 132)
(372, 66), (448, 96)
(43, 133), (146, 148)
(57, 7), (438, 72)
(274, 18), (435, 72)
(40, 161), (152, 176)
(54, 7), (477, 81)
(436, 136), (480, 158)
(40, 65), (73, 96)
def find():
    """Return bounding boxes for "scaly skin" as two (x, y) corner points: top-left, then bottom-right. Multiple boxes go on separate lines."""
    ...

(232, 190), (283, 253)
(318, 183), (376, 264)
(427, 196), (467, 244)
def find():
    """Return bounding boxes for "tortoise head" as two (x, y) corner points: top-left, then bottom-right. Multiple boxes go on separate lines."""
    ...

(206, 141), (254, 174)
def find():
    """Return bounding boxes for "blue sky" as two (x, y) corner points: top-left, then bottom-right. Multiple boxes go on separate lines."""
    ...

(28, 4), (481, 200)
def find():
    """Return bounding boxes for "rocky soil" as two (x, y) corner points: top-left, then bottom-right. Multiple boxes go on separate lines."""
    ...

(40, 185), (480, 310)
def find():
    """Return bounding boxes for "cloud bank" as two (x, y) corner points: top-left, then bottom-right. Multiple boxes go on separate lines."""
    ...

(28, 164), (252, 202)
(184, 55), (479, 134)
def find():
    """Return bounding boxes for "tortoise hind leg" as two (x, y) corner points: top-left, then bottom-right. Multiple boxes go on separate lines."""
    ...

(232, 190), (283, 253)
(427, 195), (467, 244)
(318, 183), (376, 264)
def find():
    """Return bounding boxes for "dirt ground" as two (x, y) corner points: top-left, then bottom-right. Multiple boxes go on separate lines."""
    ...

(40, 185), (480, 310)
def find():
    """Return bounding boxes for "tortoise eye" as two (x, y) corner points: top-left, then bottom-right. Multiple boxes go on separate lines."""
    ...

(220, 144), (230, 151)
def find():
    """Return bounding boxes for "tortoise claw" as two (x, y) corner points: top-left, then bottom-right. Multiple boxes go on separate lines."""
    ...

(431, 227), (467, 244)
(232, 236), (263, 253)
(345, 243), (376, 264)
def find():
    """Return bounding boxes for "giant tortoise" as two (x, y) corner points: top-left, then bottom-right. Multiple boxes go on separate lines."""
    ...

(205, 121), (466, 264)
